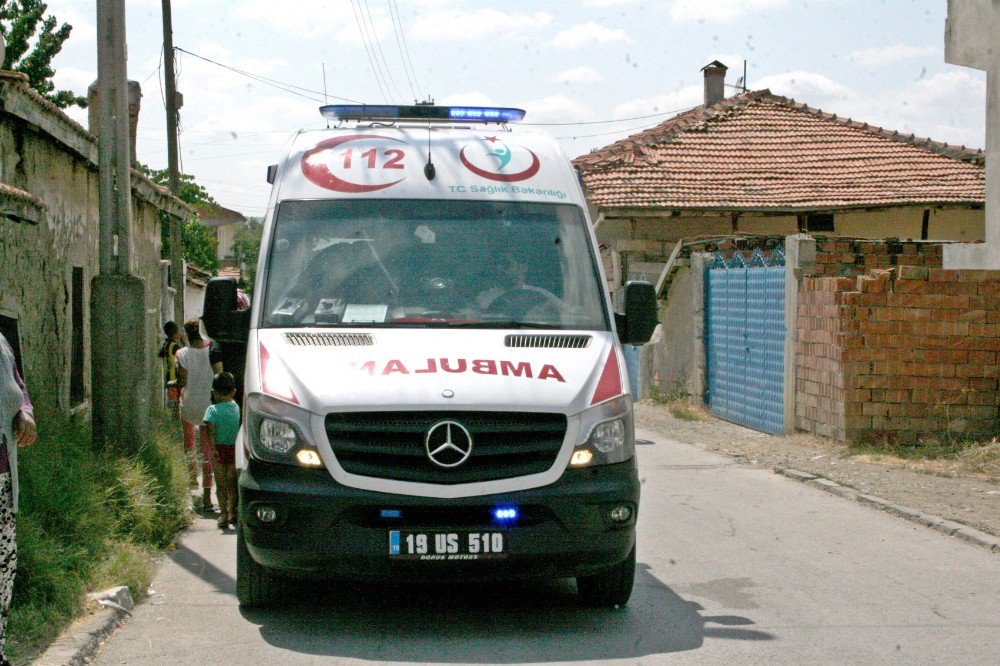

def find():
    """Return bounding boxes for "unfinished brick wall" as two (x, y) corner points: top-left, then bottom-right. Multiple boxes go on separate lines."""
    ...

(813, 238), (944, 278)
(795, 267), (1000, 443)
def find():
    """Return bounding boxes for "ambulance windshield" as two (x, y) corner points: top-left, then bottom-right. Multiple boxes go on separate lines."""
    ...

(261, 199), (609, 330)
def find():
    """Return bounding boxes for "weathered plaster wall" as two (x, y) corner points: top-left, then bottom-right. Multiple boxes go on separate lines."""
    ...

(0, 73), (187, 418)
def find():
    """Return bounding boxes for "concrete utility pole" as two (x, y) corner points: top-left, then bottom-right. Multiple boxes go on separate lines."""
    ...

(161, 0), (187, 325)
(92, 0), (149, 450)
(943, 0), (1000, 268)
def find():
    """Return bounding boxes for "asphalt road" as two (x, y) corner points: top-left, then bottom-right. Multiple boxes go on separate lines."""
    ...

(95, 428), (1000, 665)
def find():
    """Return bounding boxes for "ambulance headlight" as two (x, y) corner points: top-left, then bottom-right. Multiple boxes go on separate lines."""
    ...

(570, 396), (635, 467)
(259, 419), (296, 454)
(589, 419), (626, 453)
(245, 393), (321, 467)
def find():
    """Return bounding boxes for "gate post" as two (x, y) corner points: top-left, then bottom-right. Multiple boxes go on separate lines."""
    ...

(688, 251), (710, 405)
(783, 234), (816, 434)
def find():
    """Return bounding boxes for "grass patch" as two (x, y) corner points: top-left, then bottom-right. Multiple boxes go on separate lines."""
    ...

(648, 385), (712, 422)
(667, 401), (712, 422)
(848, 436), (1000, 479)
(7, 415), (190, 663)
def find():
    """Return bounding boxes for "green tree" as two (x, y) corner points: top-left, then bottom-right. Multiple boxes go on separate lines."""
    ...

(0, 1), (86, 108)
(142, 167), (221, 274)
(232, 217), (263, 296)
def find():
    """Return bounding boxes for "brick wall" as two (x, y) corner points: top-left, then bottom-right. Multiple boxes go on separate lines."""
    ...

(796, 266), (1000, 443)
(813, 238), (944, 278)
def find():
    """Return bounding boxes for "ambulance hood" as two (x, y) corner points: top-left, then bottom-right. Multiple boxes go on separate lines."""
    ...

(273, 126), (583, 207)
(253, 328), (625, 416)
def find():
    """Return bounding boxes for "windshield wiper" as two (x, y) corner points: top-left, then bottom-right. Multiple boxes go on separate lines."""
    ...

(443, 320), (563, 329)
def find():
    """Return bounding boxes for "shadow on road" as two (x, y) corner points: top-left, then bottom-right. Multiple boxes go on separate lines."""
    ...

(238, 562), (774, 662)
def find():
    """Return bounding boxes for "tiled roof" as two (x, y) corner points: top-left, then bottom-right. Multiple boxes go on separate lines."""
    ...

(573, 90), (985, 212)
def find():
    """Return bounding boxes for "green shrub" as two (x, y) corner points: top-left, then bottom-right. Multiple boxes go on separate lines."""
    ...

(7, 414), (190, 662)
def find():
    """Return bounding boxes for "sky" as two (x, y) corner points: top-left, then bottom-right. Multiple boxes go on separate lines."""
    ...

(43, 0), (986, 218)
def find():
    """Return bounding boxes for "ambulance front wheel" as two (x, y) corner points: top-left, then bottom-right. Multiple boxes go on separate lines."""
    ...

(576, 545), (636, 608)
(236, 525), (291, 608)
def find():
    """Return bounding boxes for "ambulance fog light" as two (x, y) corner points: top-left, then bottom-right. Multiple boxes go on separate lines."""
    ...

(589, 419), (625, 453)
(295, 449), (322, 467)
(609, 505), (632, 523)
(259, 419), (296, 454)
(570, 449), (594, 467)
(255, 506), (278, 523)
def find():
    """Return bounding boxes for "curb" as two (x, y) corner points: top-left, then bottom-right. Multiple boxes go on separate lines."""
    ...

(33, 586), (134, 666)
(774, 467), (1000, 554)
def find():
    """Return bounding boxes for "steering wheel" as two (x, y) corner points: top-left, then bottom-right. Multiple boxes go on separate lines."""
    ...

(485, 287), (563, 320)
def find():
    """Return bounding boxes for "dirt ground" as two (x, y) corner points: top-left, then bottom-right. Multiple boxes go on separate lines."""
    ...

(634, 402), (1000, 538)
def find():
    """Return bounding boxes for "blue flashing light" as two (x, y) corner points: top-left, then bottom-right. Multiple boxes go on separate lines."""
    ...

(493, 507), (518, 521)
(380, 509), (402, 519)
(320, 104), (525, 124)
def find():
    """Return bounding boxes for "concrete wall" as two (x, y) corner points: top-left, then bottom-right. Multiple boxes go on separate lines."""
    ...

(598, 206), (983, 248)
(0, 72), (187, 417)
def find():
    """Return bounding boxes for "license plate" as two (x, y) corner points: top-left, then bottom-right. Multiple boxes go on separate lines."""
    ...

(389, 531), (507, 560)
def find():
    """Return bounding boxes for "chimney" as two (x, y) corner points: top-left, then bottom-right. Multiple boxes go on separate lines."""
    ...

(87, 79), (143, 164)
(702, 60), (728, 107)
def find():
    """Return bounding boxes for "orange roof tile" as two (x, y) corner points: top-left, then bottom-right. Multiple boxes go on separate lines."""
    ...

(573, 90), (985, 212)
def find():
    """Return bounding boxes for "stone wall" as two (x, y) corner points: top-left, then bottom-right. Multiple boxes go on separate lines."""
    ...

(0, 72), (187, 417)
(795, 267), (1000, 443)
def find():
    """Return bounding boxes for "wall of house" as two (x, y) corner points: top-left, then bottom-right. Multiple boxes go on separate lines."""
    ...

(0, 73), (184, 417)
(795, 267), (1000, 443)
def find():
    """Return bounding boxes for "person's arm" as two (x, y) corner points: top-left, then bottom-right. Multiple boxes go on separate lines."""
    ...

(209, 341), (224, 374)
(203, 406), (218, 448)
(12, 364), (36, 447)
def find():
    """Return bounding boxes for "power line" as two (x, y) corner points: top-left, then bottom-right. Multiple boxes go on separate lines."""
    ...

(361, 0), (406, 101)
(351, 0), (390, 103)
(174, 47), (362, 104)
(387, 0), (418, 100)
(554, 118), (672, 141)
(523, 105), (698, 127)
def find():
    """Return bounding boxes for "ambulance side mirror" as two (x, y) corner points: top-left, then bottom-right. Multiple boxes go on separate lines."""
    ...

(615, 281), (658, 345)
(203, 277), (251, 343)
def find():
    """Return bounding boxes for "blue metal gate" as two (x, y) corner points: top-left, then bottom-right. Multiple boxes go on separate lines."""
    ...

(704, 248), (786, 434)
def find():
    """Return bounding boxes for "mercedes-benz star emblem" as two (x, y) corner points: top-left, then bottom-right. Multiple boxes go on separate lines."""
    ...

(425, 420), (473, 468)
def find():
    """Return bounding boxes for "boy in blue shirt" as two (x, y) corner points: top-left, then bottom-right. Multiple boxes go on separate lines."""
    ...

(203, 372), (240, 528)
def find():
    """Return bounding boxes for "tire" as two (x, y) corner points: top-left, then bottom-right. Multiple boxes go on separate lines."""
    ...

(236, 525), (289, 608)
(576, 545), (636, 608)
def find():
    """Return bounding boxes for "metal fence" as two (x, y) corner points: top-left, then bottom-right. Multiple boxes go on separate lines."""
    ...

(704, 248), (786, 434)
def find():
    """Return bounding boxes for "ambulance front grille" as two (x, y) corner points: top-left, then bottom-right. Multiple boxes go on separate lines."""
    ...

(283, 332), (374, 347)
(504, 334), (591, 349)
(325, 411), (567, 485)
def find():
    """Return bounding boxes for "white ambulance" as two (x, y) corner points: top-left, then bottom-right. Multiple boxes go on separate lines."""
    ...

(202, 104), (658, 608)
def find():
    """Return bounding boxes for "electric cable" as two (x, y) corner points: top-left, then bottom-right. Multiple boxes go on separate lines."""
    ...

(174, 47), (362, 103)
(387, 0), (417, 100)
(351, 0), (390, 103)
(361, 0), (406, 101)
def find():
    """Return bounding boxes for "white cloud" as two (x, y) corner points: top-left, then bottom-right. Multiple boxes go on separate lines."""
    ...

(670, 0), (789, 22)
(437, 91), (498, 107)
(757, 69), (986, 149)
(235, 0), (356, 36)
(551, 22), (629, 49)
(554, 67), (606, 85)
(520, 95), (594, 125)
(754, 70), (853, 105)
(585, 0), (638, 6)
(849, 44), (942, 69)
(612, 84), (703, 119)
(409, 9), (553, 41)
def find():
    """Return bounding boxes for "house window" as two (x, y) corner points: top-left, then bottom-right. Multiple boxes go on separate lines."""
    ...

(71, 267), (85, 405)
(0, 315), (22, 375)
(806, 214), (835, 232)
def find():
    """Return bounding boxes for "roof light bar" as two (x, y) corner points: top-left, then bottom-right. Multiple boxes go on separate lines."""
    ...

(320, 104), (526, 124)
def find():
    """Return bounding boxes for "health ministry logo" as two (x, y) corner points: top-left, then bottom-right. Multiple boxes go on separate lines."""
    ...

(459, 136), (540, 182)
